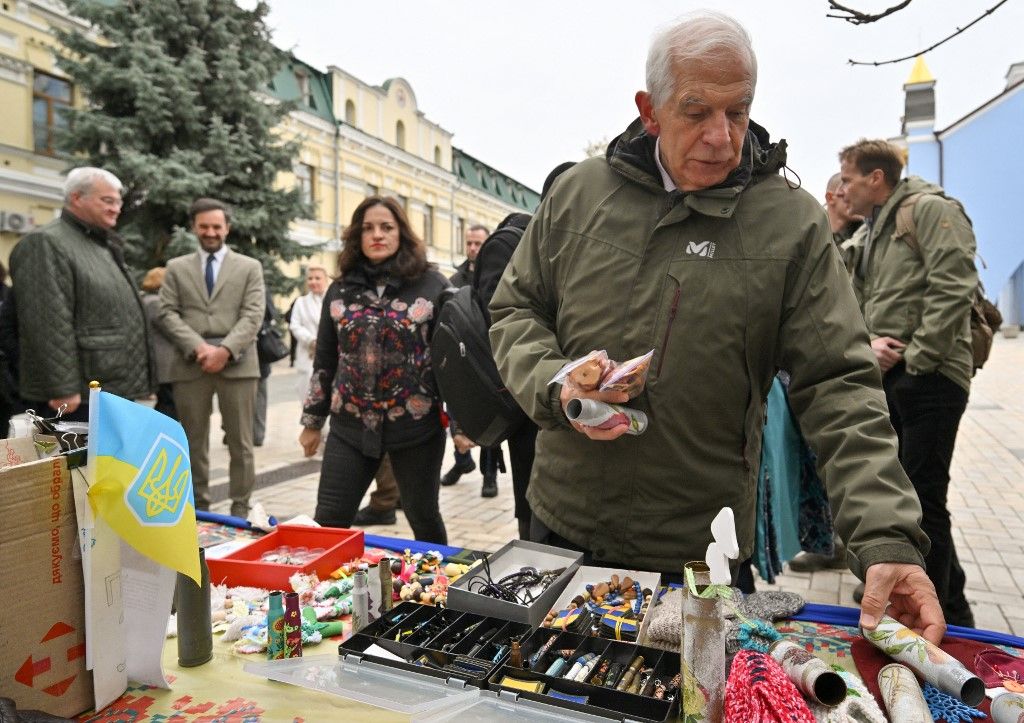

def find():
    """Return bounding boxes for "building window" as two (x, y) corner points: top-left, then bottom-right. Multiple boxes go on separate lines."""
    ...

(365, 182), (378, 198)
(455, 217), (465, 255)
(395, 120), (405, 149)
(345, 99), (356, 125)
(434, 145), (441, 166)
(397, 195), (408, 213)
(295, 163), (315, 211)
(33, 71), (71, 155)
(295, 70), (314, 108)
(422, 204), (434, 245)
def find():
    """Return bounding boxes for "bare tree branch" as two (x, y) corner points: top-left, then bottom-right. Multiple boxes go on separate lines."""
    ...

(827, 0), (913, 24)
(848, 0), (1010, 66)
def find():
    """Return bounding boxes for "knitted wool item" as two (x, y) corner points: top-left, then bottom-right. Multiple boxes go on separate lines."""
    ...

(645, 588), (683, 652)
(923, 682), (986, 723)
(725, 649), (816, 723)
(808, 668), (888, 723)
(726, 591), (806, 654)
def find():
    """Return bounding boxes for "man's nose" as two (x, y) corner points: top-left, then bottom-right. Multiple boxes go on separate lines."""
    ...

(703, 112), (731, 149)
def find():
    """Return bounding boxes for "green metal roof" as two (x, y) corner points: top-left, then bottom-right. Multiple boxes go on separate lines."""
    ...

(452, 147), (540, 212)
(266, 56), (334, 124)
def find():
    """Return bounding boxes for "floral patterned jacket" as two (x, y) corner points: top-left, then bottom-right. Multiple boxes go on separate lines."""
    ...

(301, 264), (450, 457)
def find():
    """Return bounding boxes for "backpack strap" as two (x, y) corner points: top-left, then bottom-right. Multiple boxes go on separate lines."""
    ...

(894, 192), (924, 255)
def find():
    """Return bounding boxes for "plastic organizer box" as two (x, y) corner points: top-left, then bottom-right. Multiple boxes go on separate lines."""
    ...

(206, 524), (364, 588)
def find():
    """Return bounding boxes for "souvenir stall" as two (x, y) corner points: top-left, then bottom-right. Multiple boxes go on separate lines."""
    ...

(71, 510), (1024, 722)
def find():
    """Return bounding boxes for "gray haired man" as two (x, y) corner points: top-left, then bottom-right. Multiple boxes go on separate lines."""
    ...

(490, 11), (947, 643)
(10, 167), (150, 421)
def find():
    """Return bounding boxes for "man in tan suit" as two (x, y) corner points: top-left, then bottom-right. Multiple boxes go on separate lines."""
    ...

(159, 198), (264, 517)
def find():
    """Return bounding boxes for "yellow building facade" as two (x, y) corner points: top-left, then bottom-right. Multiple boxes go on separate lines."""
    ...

(0, 1), (538, 281)
(0, 1), (92, 261)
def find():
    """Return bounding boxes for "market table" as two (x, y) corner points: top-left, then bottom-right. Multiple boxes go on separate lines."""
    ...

(74, 526), (1024, 722)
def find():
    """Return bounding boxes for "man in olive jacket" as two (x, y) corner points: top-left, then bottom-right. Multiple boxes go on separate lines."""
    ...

(838, 139), (978, 627)
(490, 12), (945, 643)
(159, 198), (264, 518)
(10, 167), (149, 421)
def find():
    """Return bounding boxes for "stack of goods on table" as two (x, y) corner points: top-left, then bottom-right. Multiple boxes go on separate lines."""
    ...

(182, 522), (472, 659)
(244, 538), (1024, 722)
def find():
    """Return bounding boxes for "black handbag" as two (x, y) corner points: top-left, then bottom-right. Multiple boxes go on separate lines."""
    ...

(256, 321), (289, 365)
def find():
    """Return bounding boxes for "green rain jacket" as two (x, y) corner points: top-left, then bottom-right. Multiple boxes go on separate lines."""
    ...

(489, 119), (928, 577)
(852, 177), (977, 392)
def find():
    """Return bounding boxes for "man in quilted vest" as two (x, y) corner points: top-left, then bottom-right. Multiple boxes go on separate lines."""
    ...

(10, 167), (150, 422)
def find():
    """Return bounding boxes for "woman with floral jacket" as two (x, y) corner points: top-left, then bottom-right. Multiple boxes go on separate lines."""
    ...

(299, 196), (449, 543)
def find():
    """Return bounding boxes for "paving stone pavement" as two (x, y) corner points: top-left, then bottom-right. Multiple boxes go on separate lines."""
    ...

(207, 335), (1024, 634)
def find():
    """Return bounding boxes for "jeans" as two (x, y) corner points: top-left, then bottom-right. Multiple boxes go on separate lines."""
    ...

(883, 363), (972, 624)
(316, 425), (448, 544)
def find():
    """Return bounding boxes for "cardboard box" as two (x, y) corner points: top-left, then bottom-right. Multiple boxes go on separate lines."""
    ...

(446, 539), (582, 627)
(0, 436), (93, 718)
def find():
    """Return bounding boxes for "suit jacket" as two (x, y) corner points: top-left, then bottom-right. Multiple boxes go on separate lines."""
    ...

(158, 248), (264, 381)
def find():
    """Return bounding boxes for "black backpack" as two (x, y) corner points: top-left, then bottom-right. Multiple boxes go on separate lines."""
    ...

(431, 284), (526, 447)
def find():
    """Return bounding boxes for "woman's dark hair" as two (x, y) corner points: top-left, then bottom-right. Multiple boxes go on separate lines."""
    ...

(337, 196), (430, 280)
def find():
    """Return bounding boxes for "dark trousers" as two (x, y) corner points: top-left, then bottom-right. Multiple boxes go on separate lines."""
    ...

(507, 420), (538, 535)
(883, 363), (972, 624)
(316, 426), (448, 545)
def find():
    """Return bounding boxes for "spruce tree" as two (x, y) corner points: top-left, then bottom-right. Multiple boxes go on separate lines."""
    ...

(55, 0), (310, 293)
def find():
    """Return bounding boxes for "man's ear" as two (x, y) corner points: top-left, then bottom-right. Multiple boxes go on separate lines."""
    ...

(635, 91), (660, 136)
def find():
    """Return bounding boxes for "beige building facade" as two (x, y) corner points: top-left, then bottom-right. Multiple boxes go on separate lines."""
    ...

(0, 1), (538, 282)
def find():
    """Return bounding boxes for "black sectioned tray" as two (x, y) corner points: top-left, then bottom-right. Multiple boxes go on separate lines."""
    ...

(338, 600), (532, 687)
(486, 626), (680, 722)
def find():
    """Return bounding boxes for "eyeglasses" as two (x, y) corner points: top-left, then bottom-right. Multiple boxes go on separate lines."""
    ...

(98, 196), (124, 207)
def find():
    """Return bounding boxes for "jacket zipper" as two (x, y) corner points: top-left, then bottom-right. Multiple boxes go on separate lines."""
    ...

(656, 285), (682, 377)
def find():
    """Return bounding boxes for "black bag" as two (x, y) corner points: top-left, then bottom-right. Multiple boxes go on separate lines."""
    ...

(256, 320), (289, 365)
(431, 285), (526, 447)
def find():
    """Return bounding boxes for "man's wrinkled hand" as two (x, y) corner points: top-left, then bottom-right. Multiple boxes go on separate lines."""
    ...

(871, 336), (906, 373)
(859, 562), (946, 646)
(48, 393), (81, 414)
(559, 381), (630, 440)
(453, 434), (475, 454)
(200, 345), (230, 374)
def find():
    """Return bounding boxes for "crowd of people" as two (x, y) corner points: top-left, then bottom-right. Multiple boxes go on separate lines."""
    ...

(0, 10), (988, 643)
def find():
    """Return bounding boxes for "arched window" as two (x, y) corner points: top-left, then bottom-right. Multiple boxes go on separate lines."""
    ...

(434, 145), (441, 166)
(344, 99), (356, 125)
(395, 120), (406, 149)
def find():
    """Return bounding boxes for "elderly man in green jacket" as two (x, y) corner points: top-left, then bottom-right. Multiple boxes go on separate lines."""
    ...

(10, 167), (149, 421)
(838, 139), (978, 628)
(490, 11), (946, 643)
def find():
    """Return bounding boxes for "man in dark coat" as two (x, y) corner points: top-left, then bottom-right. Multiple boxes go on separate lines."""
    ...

(10, 167), (150, 422)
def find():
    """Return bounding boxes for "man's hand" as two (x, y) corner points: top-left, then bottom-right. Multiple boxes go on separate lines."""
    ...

(871, 336), (906, 373)
(453, 434), (475, 454)
(48, 393), (81, 414)
(298, 427), (321, 457)
(198, 345), (231, 374)
(559, 380), (630, 440)
(859, 562), (946, 646)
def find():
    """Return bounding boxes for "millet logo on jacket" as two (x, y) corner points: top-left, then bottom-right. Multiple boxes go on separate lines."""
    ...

(685, 240), (716, 258)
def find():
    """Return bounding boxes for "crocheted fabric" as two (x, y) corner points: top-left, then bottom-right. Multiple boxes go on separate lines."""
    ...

(726, 591), (805, 654)
(922, 682), (986, 723)
(725, 649), (816, 723)
(808, 667), (887, 723)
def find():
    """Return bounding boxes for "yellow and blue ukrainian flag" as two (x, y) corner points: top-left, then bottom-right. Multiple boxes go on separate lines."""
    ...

(86, 388), (201, 584)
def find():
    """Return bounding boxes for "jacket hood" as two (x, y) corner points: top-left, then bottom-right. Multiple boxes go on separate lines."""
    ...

(605, 117), (787, 196)
(871, 175), (955, 234)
